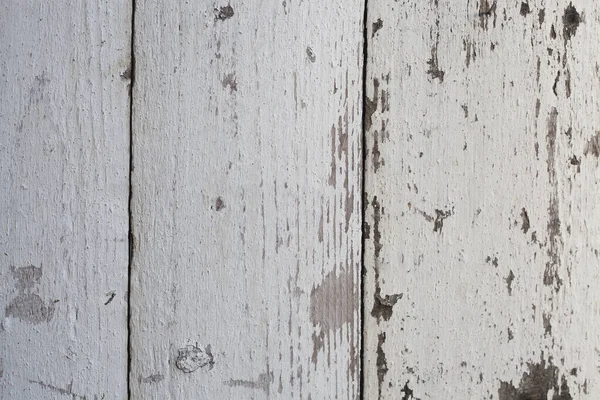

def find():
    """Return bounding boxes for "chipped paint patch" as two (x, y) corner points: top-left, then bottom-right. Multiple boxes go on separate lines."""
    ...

(175, 344), (214, 373)
(215, 5), (234, 20)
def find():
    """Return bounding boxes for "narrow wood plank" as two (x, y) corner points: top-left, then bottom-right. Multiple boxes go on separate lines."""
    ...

(130, 1), (363, 398)
(365, 1), (600, 398)
(0, 1), (131, 398)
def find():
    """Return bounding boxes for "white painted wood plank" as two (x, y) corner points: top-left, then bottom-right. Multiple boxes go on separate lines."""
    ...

(130, 1), (363, 399)
(0, 1), (131, 398)
(365, 1), (600, 398)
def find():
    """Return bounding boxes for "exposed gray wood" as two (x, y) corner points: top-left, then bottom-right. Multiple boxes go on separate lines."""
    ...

(0, 1), (132, 398)
(365, 0), (600, 398)
(130, 1), (363, 398)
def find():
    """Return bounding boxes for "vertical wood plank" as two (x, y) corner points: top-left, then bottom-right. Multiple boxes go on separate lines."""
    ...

(130, 1), (363, 398)
(365, 0), (600, 398)
(0, 1), (131, 398)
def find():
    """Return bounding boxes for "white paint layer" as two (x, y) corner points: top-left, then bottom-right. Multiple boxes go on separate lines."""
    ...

(0, 0), (131, 398)
(365, 1), (600, 399)
(130, 1), (364, 399)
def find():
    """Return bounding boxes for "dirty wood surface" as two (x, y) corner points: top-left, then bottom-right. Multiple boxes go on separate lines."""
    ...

(364, 0), (600, 399)
(130, 1), (364, 398)
(0, 1), (132, 398)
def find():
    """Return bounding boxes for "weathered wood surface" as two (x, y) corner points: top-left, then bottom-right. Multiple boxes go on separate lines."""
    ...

(130, 1), (363, 398)
(364, 0), (600, 399)
(0, 1), (132, 398)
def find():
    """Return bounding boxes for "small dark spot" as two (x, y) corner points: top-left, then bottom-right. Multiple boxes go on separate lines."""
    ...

(460, 361), (467, 367)
(175, 344), (214, 373)
(215, 197), (226, 211)
(538, 8), (545, 25)
(508, 327), (514, 341)
(371, 292), (403, 322)
(215, 5), (234, 20)
(486, 256), (499, 267)
(562, 3), (581, 42)
(222, 73), (237, 92)
(570, 155), (581, 172)
(505, 270), (515, 295)
(520, 208), (530, 234)
(550, 24), (557, 39)
(520, 2), (531, 16)
(372, 18), (383, 37)
(433, 208), (453, 233)
(104, 291), (116, 305)
(570, 368), (578, 376)
(306, 47), (316, 63)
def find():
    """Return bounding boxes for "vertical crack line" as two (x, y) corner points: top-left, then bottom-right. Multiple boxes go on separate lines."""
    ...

(127, 0), (136, 397)
(359, 0), (368, 398)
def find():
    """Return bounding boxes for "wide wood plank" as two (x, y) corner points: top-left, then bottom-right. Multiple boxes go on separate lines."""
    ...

(130, 1), (363, 398)
(0, 1), (131, 398)
(364, 0), (600, 398)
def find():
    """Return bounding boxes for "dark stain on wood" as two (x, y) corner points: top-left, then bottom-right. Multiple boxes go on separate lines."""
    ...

(372, 18), (383, 37)
(584, 131), (600, 157)
(365, 79), (379, 131)
(505, 270), (515, 295)
(562, 3), (581, 42)
(222, 73), (237, 92)
(306, 47), (316, 63)
(478, 0), (497, 30)
(498, 357), (572, 399)
(544, 108), (562, 290)
(401, 381), (414, 400)
(426, 46), (445, 83)
(376, 332), (388, 399)
(520, 2), (531, 16)
(214, 196), (226, 211)
(6, 265), (55, 324)
(371, 292), (403, 322)
(310, 269), (356, 363)
(552, 71), (561, 96)
(520, 208), (530, 234)
(538, 8), (545, 25)
(543, 313), (552, 336)
(433, 208), (453, 233)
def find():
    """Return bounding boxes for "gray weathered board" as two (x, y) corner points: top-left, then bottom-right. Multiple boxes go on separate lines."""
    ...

(3, 0), (600, 399)
(129, 1), (363, 399)
(364, 0), (600, 399)
(0, 0), (132, 399)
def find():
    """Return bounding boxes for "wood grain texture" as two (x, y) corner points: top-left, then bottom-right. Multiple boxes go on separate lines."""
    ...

(364, 0), (600, 399)
(130, 1), (363, 398)
(0, 1), (131, 398)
